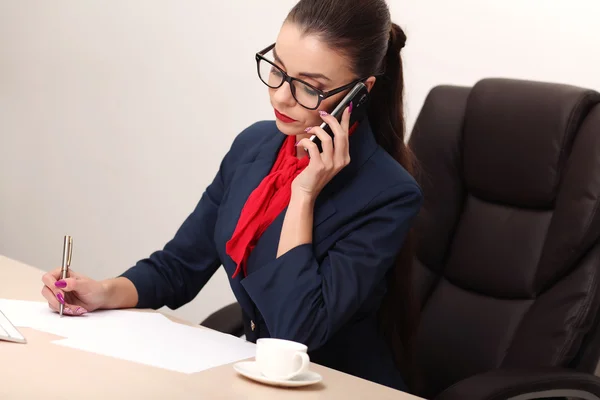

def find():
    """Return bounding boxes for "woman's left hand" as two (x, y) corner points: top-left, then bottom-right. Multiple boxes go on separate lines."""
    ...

(293, 106), (352, 199)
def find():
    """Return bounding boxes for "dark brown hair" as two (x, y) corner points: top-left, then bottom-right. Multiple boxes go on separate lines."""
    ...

(287, 0), (419, 389)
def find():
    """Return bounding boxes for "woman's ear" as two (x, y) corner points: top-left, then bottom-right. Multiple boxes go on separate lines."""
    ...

(365, 76), (377, 92)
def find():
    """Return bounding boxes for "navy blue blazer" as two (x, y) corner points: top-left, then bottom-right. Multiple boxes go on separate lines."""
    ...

(121, 119), (423, 392)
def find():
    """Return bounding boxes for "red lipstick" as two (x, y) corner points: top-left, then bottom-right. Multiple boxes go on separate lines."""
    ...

(274, 109), (297, 123)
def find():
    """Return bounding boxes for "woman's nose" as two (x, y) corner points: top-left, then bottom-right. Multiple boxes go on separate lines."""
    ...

(272, 81), (296, 106)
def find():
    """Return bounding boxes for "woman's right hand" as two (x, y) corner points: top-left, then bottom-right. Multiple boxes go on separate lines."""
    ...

(41, 268), (108, 316)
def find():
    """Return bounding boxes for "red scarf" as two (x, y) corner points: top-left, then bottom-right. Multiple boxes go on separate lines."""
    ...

(226, 122), (359, 278)
(226, 134), (309, 278)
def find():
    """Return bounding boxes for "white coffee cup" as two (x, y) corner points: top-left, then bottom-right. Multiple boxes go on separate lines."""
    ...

(255, 338), (310, 380)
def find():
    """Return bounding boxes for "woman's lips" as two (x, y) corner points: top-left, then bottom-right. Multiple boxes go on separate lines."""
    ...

(274, 109), (297, 123)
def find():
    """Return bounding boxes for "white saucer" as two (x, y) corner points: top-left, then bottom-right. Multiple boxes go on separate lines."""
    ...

(233, 361), (323, 387)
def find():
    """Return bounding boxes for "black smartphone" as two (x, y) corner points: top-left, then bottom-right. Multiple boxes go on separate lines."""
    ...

(309, 81), (370, 153)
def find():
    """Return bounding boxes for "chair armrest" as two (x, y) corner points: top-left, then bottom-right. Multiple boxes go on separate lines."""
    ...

(199, 302), (244, 337)
(435, 367), (600, 400)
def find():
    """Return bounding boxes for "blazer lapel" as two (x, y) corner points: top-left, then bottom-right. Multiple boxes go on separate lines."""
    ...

(222, 131), (285, 230)
(219, 130), (285, 275)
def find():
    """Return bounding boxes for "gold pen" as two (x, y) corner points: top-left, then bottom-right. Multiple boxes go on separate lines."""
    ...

(59, 235), (73, 317)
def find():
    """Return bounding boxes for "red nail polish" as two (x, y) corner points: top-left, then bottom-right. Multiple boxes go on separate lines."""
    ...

(349, 101), (353, 114)
(57, 293), (65, 304)
(55, 280), (66, 288)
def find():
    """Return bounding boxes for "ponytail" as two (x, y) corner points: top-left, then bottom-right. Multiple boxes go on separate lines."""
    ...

(369, 23), (421, 390)
(367, 23), (413, 173)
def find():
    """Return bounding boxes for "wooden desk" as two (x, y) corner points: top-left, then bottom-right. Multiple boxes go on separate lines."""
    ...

(0, 255), (423, 399)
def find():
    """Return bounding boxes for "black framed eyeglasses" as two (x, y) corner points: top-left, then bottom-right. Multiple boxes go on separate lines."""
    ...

(255, 43), (365, 110)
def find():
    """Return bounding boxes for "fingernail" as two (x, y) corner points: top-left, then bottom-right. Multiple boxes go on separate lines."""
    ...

(63, 307), (73, 315)
(304, 126), (312, 132)
(57, 293), (65, 305)
(55, 280), (66, 288)
(295, 140), (299, 146)
(349, 101), (353, 114)
(75, 307), (88, 315)
(318, 110), (328, 116)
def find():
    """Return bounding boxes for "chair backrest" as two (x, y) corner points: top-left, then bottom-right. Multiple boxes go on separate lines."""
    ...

(408, 78), (600, 399)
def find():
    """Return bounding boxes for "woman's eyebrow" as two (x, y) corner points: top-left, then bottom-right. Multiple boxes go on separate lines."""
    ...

(273, 47), (332, 82)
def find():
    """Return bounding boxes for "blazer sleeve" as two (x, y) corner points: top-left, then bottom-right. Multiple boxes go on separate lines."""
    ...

(240, 182), (423, 351)
(119, 127), (251, 310)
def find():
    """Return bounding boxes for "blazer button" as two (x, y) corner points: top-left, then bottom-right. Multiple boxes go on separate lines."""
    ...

(251, 320), (256, 331)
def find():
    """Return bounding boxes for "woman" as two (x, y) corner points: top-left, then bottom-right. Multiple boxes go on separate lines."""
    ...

(40, 0), (422, 392)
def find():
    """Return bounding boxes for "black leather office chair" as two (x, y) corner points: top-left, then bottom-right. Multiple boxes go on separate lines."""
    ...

(409, 78), (600, 399)
(202, 78), (600, 399)
(201, 302), (244, 338)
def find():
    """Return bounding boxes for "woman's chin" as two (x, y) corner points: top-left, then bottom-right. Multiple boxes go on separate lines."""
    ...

(275, 120), (302, 136)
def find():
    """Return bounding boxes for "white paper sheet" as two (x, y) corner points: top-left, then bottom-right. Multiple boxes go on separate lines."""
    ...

(0, 299), (256, 374)
(0, 299), (169, 339)
(53, 322), (257, 374)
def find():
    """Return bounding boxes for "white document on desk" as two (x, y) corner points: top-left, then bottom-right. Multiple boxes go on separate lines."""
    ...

(0, 299), (169, 339)
(0, 299), (256, 374)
